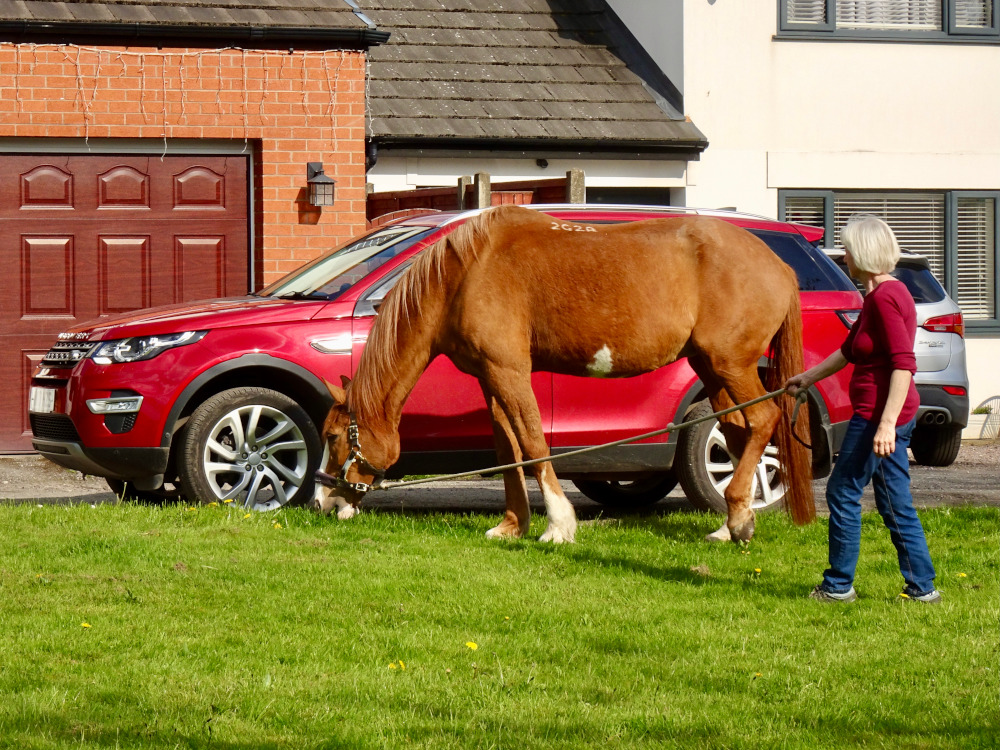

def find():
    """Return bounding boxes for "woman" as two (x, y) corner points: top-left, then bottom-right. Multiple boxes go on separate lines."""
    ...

(785, 214), (940, 604)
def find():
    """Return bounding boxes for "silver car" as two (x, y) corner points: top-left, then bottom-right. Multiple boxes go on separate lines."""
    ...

(825, 249), (970, 466)
(823, 248), (969, 466)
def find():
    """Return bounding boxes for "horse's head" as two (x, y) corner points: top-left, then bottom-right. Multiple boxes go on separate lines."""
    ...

(310, 375), (398, 518)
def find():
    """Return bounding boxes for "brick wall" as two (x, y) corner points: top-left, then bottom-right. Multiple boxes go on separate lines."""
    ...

(0, 42), (369, 283)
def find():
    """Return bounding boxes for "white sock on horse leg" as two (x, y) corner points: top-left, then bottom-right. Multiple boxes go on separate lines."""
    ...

(537, 466), (577, 543)
(705, 521), (732, 543)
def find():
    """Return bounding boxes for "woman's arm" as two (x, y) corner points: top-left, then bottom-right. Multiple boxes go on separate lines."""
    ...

(873, 369), (912, 457)
(784, 349), (849, 395)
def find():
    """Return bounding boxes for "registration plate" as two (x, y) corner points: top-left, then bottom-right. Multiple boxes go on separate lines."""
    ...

(29, 387), (56, 414)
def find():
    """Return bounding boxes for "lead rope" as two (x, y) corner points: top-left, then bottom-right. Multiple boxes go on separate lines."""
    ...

(366, 387), (811, 493)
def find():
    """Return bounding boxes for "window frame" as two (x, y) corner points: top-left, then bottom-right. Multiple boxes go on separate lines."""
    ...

(779, 188), (1000, 335)
(777, 0), (1000, 41)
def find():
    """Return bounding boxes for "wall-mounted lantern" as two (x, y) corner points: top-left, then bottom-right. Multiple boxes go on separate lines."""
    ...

(307, 162), (336, 207)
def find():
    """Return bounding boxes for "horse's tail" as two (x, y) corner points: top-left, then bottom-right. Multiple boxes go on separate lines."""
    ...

(765, 287), (817, 525)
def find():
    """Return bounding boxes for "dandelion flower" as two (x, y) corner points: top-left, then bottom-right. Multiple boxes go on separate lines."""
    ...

(273, 522), (282, 529)
(389, 662), (397, 670)
(899, 592), (911, 599)
(754, 568), (762, 573)
(466, 642), (478, 651)
(243, 513), (252, 519)
(224, 499), (234, 504)
(957, 573), (968, 578)
(81, 622), (91, 628)
(399, 661), (406, 670)
(207, 502), (218, 507)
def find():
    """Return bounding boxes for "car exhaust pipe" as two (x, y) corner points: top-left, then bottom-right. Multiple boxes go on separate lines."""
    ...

(920, 411), (950, 426)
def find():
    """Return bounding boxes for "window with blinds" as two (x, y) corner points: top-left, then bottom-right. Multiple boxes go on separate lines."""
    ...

(831, 195), (945, 280)
(783, 195), (826, 227)
(781, 191), (999, 326)
(956, 197), (996, 319)
(838, 0), (942, 30)
(786, 0), (829, 25)
(780, 0), (997, 35)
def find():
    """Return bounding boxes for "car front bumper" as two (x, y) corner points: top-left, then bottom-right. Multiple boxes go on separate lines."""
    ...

(31, 436), (169, 487)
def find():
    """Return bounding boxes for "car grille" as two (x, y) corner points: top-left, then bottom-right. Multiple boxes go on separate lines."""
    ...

(40, 341), (95, 369)
(30, 414), (81, 442)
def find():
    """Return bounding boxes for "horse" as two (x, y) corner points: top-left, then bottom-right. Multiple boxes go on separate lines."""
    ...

(311, 205), (815, 543)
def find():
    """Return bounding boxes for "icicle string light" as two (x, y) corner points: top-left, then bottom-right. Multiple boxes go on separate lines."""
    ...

(2, 42), (357, 150)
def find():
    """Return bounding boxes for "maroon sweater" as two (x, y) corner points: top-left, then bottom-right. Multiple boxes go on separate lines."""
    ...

(840, 279), (919, 425)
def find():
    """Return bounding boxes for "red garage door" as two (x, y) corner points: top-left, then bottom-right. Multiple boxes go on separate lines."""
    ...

(0, 154), (249, 452)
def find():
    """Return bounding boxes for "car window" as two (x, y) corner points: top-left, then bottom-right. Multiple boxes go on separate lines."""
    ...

(892, 265), (946, 304)
(354, 261), (414, 317)
(257, 226), (437, 300)
(749, 230), (857, 292)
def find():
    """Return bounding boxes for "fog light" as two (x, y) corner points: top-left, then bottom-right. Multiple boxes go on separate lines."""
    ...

(87, 396), (143, 414)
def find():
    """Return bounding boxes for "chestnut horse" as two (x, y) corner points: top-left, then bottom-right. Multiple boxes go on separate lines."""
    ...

(312, 205), (814, 542)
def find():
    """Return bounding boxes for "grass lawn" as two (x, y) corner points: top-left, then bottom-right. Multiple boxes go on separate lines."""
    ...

(0, 501), (996, 749)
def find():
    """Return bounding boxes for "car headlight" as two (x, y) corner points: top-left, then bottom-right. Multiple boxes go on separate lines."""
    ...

(89, 331), (208, 364)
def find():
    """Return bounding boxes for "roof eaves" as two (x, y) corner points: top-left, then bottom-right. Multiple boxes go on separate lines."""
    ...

(0, 19), (391, 47)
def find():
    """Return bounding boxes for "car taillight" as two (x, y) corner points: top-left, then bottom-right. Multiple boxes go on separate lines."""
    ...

(922, 313), (964, 338)
(942, 385), (967, 396)
(836, 310), (860, 329)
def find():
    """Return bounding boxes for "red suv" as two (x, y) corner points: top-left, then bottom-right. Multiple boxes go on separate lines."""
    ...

(28, 206), (862, 513)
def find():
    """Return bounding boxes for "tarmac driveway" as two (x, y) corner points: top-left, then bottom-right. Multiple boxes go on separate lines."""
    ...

(2, 443), (997, 515)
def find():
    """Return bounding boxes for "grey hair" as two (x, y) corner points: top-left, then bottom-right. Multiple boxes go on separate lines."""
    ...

(841, 214), (900, 274)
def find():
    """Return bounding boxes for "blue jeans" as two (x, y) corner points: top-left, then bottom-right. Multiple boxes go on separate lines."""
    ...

(822, 414), (936, 595)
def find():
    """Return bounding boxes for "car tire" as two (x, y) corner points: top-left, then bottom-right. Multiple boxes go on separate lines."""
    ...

(572, 472), (678, 510)
(106, 478), (181, 505)
(178, 387), (320, 511)
(675, 400), (786, 515)
(909, 424), (963, 467)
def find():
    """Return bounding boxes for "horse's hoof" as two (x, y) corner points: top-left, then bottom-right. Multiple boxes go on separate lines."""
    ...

(728, 518), (755, 543)
(486, 524), (523, 539)
(704, 522), (732, 543)
(336, 504), (358, 520)
(538, 523), (575, 544)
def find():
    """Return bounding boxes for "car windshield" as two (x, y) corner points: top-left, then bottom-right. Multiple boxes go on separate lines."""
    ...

(257, 225), (437, 300)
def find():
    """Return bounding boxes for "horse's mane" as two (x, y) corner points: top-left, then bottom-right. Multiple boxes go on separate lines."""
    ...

(348, 206), (512, 419)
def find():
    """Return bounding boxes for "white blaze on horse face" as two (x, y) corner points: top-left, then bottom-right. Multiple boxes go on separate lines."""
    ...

(586, 345), (614, 378)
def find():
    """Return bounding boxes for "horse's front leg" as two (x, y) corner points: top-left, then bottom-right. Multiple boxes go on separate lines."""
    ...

(484, 368), (577, 544)
(480, 384), (531, 539)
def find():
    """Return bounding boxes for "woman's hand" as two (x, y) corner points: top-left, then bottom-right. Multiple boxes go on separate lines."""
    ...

(783, 373), (812, 396)
(873, 421), (896, 458)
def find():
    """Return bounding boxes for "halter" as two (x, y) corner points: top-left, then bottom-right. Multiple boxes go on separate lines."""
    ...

(314, 413), (386, 495)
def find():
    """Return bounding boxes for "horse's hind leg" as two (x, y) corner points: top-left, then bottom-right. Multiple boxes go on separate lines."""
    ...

(480, 384), (531, 539)
(690, 357), (779, 542)
(483, 367), (577, 544)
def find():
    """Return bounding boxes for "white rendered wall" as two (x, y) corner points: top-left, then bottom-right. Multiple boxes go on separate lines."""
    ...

(675, 0), (1000, 427)
(366, 156), (687, 193)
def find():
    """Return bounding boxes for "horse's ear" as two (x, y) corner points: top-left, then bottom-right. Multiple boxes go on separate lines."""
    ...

(323, 378), (347, 404)
(340, 374), (352, 390)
